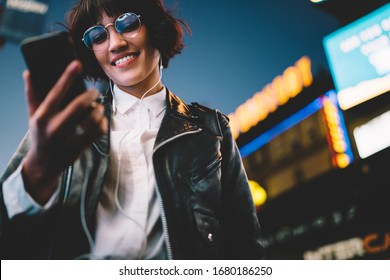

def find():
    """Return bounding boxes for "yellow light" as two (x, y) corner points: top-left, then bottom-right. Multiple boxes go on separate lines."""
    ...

(324, 102), (338, 117)
(248, 180), (267, 207)
(272, 75), (289, 106)
(236, 103), (252, 133)
(253, 93), (270, 121)
(261, 86), (278, 113)
(295, 56), (313, 87)
(336, 153), (351, 168)
(227, 113), (240, 139)
(333, 140), (347, 153)
(228, 56), (313, 139)
(283, 66), (302, 98)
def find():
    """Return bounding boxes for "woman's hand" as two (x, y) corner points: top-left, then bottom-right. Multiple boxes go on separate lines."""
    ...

(22, 60), (108, 205)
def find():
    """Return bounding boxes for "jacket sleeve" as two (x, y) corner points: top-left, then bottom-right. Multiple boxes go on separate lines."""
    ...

(217, 111), (266, 259)
(0, 133), (31, 224)
(0, 133), (60, 259)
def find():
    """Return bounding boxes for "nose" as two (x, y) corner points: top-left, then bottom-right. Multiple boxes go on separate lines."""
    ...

(107, 27), (127, 52)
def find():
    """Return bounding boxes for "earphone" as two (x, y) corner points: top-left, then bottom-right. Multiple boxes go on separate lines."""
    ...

(140, 55), (163, 100)
(79, 54), (164, 259)
(114, 55), (164, 258)
(109, 55), (163, 102)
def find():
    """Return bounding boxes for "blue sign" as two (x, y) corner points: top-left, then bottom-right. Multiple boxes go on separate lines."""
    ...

(0, 0), (50, 42)
(323, 3), (390, 110)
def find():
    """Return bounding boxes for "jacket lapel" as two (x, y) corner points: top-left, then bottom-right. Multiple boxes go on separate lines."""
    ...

(83, 91), (112, 224)
(154, 89), (201, 148)
(92, 90), (112, 156)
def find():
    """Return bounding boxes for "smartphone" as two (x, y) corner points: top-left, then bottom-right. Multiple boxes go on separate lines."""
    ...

(20, 31), (86, 107)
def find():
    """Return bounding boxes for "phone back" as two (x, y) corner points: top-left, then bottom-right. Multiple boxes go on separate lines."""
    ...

(20, 31), (86, 105)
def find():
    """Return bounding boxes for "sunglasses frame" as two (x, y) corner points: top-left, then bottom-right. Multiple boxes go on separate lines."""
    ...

(82, 12), (141, 51)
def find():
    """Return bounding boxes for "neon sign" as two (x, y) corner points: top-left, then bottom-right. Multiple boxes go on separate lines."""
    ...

(228, 56), (313, 139)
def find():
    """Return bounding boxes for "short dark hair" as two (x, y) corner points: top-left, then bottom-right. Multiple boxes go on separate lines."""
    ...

(66, 0), (190, 81)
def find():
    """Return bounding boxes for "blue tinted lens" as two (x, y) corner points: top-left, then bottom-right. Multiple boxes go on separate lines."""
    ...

(115, 13), (140, 35)
(84, 26), (107, 49)
(83, 13), (140, 50)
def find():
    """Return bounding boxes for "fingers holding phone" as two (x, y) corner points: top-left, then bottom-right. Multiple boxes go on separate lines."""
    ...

(22, 60), (107, 204)
(48, 77), (107, 148)
(24, 60), (82, 117)
(20, 32), (108, 204)
(27, 59), (104, 141)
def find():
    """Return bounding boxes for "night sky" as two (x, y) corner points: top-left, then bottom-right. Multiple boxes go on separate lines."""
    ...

(0, 0), (340, 173)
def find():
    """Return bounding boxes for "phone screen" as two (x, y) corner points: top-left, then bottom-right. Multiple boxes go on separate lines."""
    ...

(20, 31), (86, 106)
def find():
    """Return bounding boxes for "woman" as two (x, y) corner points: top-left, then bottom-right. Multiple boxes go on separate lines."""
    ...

(0, 0), (265, 259)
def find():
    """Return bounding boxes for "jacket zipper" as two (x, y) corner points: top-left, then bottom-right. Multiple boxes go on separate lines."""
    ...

(61, 165), (73, 206)
(153, 128), (202, 260)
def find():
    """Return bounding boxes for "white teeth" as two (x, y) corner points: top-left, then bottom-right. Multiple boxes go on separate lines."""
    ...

(115, 55), (135, 66)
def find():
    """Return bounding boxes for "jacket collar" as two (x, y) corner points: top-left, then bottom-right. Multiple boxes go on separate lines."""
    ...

(154, 88), (201, 148)
(83, 87), (201, 225)
(99, 87), (200, 152)
(112, 84), (166, 118)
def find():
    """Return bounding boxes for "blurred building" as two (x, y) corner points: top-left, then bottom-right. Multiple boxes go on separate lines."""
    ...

(231, 2), (390, 259)
(311, 0), (388, 25)
(0, 0), (51, 44)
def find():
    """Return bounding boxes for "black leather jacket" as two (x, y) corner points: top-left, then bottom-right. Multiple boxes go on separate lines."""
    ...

(0, 89), (265, 259)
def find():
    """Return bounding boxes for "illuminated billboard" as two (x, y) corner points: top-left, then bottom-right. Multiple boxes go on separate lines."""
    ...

(0, 0), (50, 42)
(353, 109), (390, 159)
(323, 3), (390, 110)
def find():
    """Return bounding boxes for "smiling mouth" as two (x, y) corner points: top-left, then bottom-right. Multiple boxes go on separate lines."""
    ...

(113, 52), (140, 66)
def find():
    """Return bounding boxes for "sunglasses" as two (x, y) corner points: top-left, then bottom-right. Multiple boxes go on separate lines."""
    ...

(82, 12), (141, 51)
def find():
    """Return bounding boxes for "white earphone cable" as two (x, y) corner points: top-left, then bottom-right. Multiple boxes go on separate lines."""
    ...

(112, 56), (163, 259)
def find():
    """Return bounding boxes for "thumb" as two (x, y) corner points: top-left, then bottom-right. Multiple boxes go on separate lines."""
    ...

(23, 70), (41, 117)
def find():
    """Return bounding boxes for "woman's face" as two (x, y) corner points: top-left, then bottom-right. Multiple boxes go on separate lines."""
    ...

(93, 13), (161, 97)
